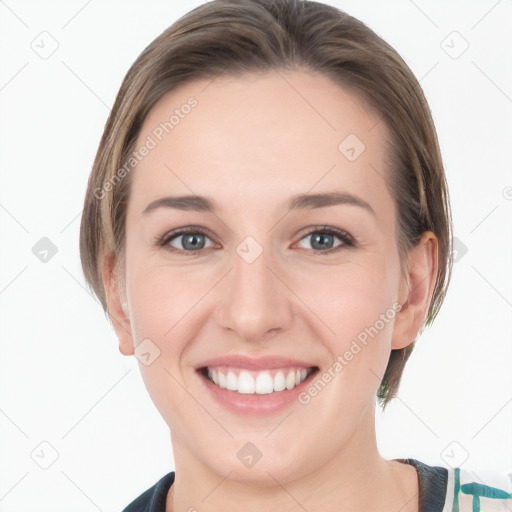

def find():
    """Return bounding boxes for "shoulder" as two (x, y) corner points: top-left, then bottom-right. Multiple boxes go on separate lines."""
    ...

(397, 458), (512, 512)
(398, 458), (449, 511)
(121, 471), (175, 512)
(445, 466), (512, 512)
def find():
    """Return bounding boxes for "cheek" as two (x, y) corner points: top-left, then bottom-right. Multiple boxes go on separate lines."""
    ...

(298, 253), (399, 334)
(124, 266), (203, 426)
(124, 226), (215, 335)
(304, 266), (399, 413)
(300, 252), (401, 393)
(127, 267), (197, 343)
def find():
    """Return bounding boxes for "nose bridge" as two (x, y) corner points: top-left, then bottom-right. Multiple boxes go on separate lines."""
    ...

(216, 234), (292, 340)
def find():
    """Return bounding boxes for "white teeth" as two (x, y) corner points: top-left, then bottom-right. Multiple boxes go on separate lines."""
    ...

(285, 371), (296, 390)
(226, 371), (238, 391)
(255, 372), (273, 394)
(207, 367), (311, 394)
(273, 370), (286, 391)
(217, 370), (226, 388)
(238, 370), (255, 394)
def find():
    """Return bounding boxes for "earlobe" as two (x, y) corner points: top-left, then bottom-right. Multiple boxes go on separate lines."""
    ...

(101, 252), (135, 356)
(391, 232), (439, 350)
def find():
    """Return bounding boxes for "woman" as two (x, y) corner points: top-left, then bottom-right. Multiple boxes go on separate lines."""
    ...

(79, 1), (511, 511)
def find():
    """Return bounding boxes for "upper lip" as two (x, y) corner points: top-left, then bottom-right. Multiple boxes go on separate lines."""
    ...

(195, 354), (318, 371)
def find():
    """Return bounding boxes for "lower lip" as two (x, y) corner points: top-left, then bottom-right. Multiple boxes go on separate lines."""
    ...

(196, 368), (318, 416)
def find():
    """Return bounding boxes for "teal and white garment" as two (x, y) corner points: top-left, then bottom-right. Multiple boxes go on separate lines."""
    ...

(444, 465), (512, 512)
(398, 458), (512, 512)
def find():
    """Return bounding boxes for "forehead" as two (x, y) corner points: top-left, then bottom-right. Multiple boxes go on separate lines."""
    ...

(128, 69), (391, 217)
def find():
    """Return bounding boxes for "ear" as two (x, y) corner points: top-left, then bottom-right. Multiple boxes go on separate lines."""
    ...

(391, 231), (439, 350)
(101, 252), (135, 356)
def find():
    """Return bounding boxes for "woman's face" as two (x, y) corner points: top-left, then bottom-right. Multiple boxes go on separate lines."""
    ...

(113, 69), (419, 483)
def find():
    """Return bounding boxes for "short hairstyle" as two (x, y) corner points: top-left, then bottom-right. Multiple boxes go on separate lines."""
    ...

(79, 0), (453, 410)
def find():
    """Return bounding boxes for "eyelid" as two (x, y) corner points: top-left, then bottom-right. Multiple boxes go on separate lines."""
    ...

(295, 225), (355, 244)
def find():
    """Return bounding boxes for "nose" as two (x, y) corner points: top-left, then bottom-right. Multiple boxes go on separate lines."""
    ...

(214, 241), (293, 342)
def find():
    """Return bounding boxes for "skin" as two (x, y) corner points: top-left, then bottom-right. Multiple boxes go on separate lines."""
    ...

(102, 69), (438, 512)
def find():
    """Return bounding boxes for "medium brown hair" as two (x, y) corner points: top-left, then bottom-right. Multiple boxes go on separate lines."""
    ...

(79, 0), (453, 410)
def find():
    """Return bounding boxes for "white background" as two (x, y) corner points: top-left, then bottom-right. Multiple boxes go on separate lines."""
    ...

(1, 0), (511, 511)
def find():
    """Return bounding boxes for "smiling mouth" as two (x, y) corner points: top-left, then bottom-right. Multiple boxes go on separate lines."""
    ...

(198, 366), (319, 395)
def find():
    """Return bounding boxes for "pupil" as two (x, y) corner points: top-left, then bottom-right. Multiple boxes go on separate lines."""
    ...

(312, 233), (333, 250)
(183, 234), (204, 250)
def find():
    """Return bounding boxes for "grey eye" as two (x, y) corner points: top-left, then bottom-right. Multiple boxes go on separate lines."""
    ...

(167, 232), (214, 252)
(297, 231), (345, 251)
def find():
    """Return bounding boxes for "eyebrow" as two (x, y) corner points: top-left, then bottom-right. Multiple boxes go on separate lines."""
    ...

(142, 192), (375, 216)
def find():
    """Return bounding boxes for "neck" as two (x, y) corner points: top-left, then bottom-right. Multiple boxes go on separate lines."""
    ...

(166, 403), (418, 512)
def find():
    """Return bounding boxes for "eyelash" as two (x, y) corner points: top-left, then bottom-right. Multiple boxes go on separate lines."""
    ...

(155, 225), (356, 256)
